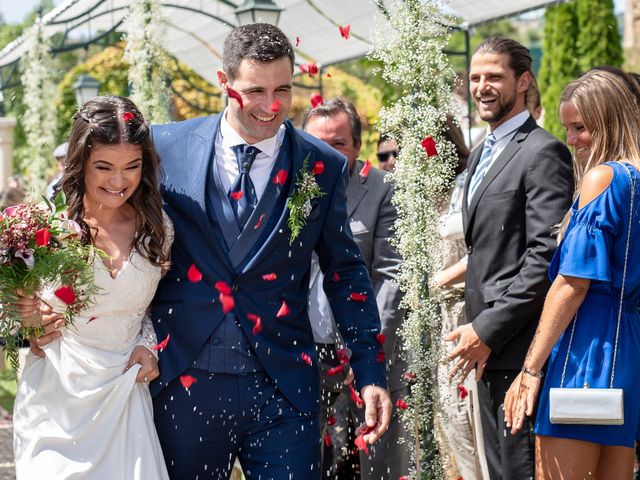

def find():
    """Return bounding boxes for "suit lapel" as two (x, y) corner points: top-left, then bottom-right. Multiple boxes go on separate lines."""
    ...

(347, 161), (368, 216)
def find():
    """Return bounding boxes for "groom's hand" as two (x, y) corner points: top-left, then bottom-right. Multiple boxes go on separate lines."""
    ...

(360, 385), (392, 444)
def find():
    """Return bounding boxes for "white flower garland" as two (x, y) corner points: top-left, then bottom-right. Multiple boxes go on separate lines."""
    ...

(20, 20), (57, 195)
(123, 0), (171, 123)
(369, 0), (459, 477)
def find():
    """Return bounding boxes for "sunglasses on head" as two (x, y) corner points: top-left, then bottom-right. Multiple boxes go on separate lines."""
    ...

(376, 150), (399, 162)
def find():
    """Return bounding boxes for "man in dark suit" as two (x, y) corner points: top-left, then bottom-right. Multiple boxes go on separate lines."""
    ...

(447, 37), (573, 479)
(149, 24), (391, 479)
(302, 98), (408, 480)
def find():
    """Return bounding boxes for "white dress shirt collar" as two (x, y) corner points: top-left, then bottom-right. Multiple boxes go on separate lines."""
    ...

(489, 109), (530, 141)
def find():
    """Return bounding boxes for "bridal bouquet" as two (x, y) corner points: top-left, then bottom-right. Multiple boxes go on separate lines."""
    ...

(0, 193), (100, 375)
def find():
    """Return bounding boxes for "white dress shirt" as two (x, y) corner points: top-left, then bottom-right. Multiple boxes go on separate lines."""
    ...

(215, 109), (286, 200)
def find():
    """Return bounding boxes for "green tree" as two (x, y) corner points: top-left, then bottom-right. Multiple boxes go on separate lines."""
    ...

(576, 0), (623, 71)
(539, 2), (580, 139)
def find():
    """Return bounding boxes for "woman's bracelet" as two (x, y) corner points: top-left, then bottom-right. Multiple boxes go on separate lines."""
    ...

(522, 366), (544, 378)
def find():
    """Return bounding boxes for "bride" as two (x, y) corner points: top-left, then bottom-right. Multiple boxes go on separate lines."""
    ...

(12, 95), (171, 479)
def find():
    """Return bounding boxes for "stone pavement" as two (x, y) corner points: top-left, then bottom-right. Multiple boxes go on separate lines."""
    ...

(0, 407), (14, 480)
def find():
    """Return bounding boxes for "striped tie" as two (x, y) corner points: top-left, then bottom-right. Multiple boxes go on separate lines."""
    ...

(467, 133), (496, 204)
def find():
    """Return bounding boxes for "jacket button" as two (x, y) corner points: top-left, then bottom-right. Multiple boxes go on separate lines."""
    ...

(232, 283), (239, 292)
(467, 245), (473, 254)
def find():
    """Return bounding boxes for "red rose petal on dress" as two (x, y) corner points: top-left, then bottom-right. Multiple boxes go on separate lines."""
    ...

(187, 264), (203, 283)
(339, 24), (351, 39)
(254, 213), (265, 229)
(327, 414), (336, 426)
(331, 272), (340, 282)
(324, 433), (331, 446)
(122, 111), (135, 122)
(349, 292), (368, 302)
(152, 334), (170, 351)
(262, 273), (277, 281)
(326, 364), (344, 376)
(421, 136), (438, 157)
(54, 285), (76, 305)
(214, 281), (232, 295)
(35, 228), (51, 247)
(300, 352), (312, 365)
(396, 398), (408, 410)
(226, 86), (244, 109)
(179, 374), (197, 389)
(337, 348), (349, 365)
(296, 36), (301, 46)
(376, 350), (385, 363)
(219, 293), (234, 314)
(310, 93), (323, 108)
(276, 299), (290, 318)
(270, 99), (280, 112)
(458, 384), (468, 400)
(349, 384), (364, 408)
(230, 190), (244, 201)
(312, 161), (325, 175)
(247, 313), (262, 335)
(272, 169), (288, 185)
(359, 159), (372, 178)
(376, 333), (386, 345)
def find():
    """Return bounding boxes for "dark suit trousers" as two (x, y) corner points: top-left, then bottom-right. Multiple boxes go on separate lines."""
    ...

(154, 369), (321, 479)
(477, 369), (535, 480)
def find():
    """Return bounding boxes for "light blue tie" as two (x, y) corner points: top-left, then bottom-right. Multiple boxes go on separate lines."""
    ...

(467, 132), (496, 204)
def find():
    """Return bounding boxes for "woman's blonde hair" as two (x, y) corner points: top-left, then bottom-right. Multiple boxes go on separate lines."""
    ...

(558, 70), (640, 235)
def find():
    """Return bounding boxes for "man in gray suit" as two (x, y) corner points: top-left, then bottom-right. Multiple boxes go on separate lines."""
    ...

(302, 98), (408, 480)
(448, 37), (573, 479)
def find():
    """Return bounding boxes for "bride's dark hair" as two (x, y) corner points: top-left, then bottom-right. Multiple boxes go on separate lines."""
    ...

(61, 95), (170, 271)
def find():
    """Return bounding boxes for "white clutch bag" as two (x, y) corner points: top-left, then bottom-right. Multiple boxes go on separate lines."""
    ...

(549, 387), (624, 425)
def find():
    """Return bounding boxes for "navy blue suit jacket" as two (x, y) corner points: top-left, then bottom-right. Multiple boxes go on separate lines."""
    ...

(150, 113), (387, 413)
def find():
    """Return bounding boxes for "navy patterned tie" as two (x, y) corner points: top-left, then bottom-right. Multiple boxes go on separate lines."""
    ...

(229, 144), (260, 228)
(467, 132), (496, 204)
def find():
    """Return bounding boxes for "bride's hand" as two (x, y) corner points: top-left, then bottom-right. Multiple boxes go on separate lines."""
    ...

(28, 302), (63, 358)
(125, 345), (159, 383)
(503, 370), (541, 434)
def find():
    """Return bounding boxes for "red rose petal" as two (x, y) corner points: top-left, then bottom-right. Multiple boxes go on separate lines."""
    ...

(339, 24), (351, 40)
(262, 273), (277, 281)
(458, 384), (468, 400)
(226, 86), (244, 109)
(326, 364), (344, 376)
(337, 348), (349, 365)
(270, 99), (280, 112)
(310, 93), (323, 108)
(349, 384), (364, 408)
(296, 36), (301, 47)
(152, 334), (170, 351)
(324, 432), (331, 446)
(273, 169), (288, 185)
(122, 111), (135, 122)
(300, 352), (312, 365)
(179, 374), (197, 389)
(254, 213), (265, 229)
(376, 333), (386, 345)
(219, 293), (234, 314)
(421, 136), (438, 157)
(396, 398), (408, 410)
(400, 476), (409, 480)
(376, 350), (385, 363)
(326, 73), (332, 78)
(247, 313), (262, 335)
(276, 299), (290, 318)
(331, 272), (340, 282)
(187, 264), (203, 283)
(299, 63), (318, 76)
(360, 159), (372, 178)
(214, 281), (232, 295)
(230, 190), (244, 201)
(354, 423), (376, 454)
(35, 228), (51, 247)
(349, 292), (368, 302)
(54, 285), (76, 305)
(327, 414), (336, 426)
(312, 161), (325, 175)
(404, 372), (417, 381)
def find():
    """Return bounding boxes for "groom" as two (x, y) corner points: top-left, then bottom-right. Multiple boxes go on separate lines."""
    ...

(150, 23), (391, 479)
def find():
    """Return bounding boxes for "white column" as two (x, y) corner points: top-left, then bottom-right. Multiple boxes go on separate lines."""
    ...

(0, 117), (16, 191)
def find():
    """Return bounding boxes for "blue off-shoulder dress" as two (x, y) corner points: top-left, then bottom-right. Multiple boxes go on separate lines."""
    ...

(535, 161), (640, 447)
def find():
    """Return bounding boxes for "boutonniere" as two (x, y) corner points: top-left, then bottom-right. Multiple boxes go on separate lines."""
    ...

(287, 156), (326, 244)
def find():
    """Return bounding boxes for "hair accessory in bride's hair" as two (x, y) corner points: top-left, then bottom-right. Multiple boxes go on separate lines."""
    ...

(122, 111), (136, 122)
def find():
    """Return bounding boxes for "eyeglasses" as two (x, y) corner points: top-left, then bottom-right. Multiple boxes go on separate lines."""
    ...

(376, 150), (399, 162)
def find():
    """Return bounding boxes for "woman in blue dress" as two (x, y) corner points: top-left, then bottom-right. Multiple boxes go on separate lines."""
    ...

(504, 70), (640, 478)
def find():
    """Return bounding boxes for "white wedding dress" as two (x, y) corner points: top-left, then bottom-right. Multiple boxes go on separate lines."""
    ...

(13, 222), (172, 479)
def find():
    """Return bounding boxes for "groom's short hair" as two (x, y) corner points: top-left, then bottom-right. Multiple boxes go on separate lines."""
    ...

(223, 23), (295, 81)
